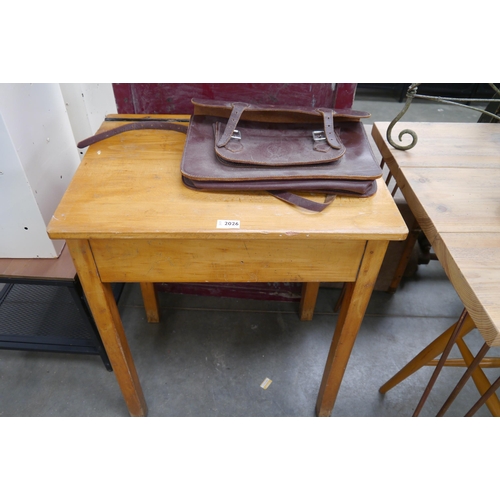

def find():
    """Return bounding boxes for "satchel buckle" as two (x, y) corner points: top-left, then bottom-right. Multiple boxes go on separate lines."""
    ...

(313, 131), (326, 142)
(231, 130), (241, 140)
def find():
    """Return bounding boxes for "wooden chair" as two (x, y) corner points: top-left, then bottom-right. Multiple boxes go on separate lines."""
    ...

(111, 83), (358, 322)
(377, 159), (420, 293)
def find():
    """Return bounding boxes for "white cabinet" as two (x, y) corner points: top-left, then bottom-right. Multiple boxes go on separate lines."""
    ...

(0, 83), (116, 258)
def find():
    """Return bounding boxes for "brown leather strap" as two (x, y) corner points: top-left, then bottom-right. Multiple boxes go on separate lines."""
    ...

(77, 121), (188, 148)
(192, 98), (371, 120)
(268, 191), (336, 212)
(215, 102), (248, 148)
(317, 108), (341, 149)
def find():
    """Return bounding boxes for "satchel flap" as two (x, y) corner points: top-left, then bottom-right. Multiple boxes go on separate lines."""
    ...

(214, 121), (346, 167)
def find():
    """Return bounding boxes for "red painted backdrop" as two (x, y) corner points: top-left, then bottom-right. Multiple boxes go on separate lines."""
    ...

(112, 83), (357, 114)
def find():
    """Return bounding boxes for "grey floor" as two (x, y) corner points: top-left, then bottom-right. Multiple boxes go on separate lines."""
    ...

(1, 87), (498, 417)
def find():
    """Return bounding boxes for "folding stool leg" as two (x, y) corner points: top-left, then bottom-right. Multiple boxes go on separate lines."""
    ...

(436, 342), (490, 416)
(412, 309), (469, 416)
(379, 311), (475, 394)
(465, 374), (500, 417)
(455, 338), (500, 416)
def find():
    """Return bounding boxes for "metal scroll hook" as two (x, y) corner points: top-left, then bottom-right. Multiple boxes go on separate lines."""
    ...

(386, 83), (420, 151)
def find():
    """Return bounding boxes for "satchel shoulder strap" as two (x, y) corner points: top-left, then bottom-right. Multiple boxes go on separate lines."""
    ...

(76, 118), (188, 148)
(192, 98), (371, 121)
(269, 191), (336, 212)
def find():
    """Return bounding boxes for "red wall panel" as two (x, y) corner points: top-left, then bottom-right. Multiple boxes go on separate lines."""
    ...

(112, 83), (357, 114)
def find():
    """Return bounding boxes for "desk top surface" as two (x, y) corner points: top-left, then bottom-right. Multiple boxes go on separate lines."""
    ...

(372, 121), (500, 346)
(47, 115), (407, 241)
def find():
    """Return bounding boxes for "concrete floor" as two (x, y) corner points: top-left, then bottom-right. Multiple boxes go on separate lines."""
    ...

(1, 87), (498, 417)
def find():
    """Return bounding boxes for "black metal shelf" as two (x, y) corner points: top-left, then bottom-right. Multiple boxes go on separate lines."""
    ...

(0, 278), (122, 371)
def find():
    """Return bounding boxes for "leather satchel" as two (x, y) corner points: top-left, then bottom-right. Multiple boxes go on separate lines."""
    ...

(78, 98), (380, 212)
(180, 99), (380, 211)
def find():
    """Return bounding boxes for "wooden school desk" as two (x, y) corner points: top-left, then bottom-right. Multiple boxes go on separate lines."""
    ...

(47, 115), (408, 416)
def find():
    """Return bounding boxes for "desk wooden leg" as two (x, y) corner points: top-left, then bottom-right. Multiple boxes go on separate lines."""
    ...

(299, 282), (320, 321)
(140, 283), (160, 323)
(67, 240), (148, 417)
(316, 240), (388, 417)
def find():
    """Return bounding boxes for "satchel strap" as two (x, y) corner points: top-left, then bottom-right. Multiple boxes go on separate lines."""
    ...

(192, 98), (371, 120)
(215, 102), (342, 152)
(215, 102), (249, 148)
(268, 191), (336, 212)
(77, 120), (188, 148)
(317, 108), (341, 150)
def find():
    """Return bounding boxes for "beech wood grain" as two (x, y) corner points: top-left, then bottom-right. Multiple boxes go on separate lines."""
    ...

(45, 115), (408, 416)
